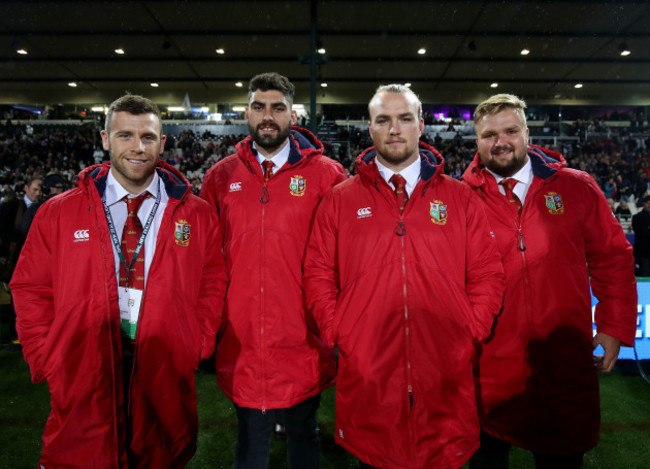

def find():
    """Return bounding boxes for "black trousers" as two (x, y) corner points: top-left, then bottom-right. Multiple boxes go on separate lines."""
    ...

(234, 394), (321, 469)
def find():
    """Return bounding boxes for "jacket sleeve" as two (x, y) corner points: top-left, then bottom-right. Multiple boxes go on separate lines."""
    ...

(304, 190), (340, 347)
(462, 190), (506, 342)
(197, 206), (227, 359)
(9, 204), (56, 383)
(582, 175), (637, 346)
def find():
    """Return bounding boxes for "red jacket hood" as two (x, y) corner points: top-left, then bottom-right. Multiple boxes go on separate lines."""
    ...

(75, 160), (192, 201)
(462, 144), (567, 188)
(355, 141), (446, 185)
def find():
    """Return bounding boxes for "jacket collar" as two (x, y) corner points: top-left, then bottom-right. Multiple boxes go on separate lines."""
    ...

(240, 126), (324, 167)
(76, 161), (191, 202)
(356, 141), (445, 184)
(463, 144), (566, 188)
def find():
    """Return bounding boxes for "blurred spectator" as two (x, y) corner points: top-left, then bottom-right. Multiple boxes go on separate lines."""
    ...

(19, 173), (68, 237)
(633, 195), (650, 276)
(603, 177), (617, 199)
(0, 175), (42, 343)
(0, 175), (42, 278)
(615, 199), (632, 220)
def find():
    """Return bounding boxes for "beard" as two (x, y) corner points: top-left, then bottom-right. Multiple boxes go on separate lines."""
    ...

(249, 122), (291, 153)
(482, 145), (529, 178)
(375, 140), (420, 168)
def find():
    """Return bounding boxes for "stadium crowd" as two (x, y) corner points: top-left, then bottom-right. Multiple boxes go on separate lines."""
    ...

(1, 120), (649, 212)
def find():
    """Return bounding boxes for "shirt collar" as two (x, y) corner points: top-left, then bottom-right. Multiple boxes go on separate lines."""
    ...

(375, 156), (421, 189)
(485, 157), (533, 187)
(254, 139), (291, 170)
(105, 169), (160, 207)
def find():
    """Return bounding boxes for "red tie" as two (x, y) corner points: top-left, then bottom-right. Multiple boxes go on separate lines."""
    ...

(390, 174), (409, 214)
(499, 178), (522, 211)
(262, 160), (274, 182)
(119, 194), (149, 290)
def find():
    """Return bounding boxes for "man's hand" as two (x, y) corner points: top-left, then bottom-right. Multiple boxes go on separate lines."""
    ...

(592, 332), (621, 372)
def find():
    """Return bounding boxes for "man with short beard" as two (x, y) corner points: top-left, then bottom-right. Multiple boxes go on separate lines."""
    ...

(303, 84), (505, 468)
(11, 93), (227, 467)
(201, 72), (346, 469)
(463, 94), (637, 468)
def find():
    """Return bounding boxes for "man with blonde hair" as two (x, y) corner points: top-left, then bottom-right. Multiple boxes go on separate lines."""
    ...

(304, 84), (505, 468)
(463, 93), (637, 468)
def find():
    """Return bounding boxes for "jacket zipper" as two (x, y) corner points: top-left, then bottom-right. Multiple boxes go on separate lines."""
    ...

(398, 221), (416, 465)
(260, 179), (268, 413)
(513, 196), (532, 340)
(517, 222), (534, 344)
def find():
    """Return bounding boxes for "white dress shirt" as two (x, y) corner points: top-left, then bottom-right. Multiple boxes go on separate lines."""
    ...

(485, 158), (533, 205)
(375, 156), (422, 197)
(254, 140), (291, 175)
(104, 170), (168, 288)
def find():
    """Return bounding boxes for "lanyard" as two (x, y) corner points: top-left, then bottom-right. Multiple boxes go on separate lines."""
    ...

(103, 181), (162, 289)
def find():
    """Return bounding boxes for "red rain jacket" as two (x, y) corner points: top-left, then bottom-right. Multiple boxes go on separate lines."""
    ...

(10, 161), (226, 468)
(462, 146), (637, 454)
(200, 127), (346, 409)
(304, 143), (505, 468)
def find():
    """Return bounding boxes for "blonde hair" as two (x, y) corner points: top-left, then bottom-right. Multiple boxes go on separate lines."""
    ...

(474, 94), (527, 127)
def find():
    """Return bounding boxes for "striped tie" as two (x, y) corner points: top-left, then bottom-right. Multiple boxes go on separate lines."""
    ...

(499, 178), (522, 211)
(262, 160), (274, 181)
(390, 174), (408, 214)
(119, 193), (149, 339)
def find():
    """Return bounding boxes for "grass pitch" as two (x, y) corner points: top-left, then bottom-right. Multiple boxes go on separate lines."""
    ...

(1, 349), (649, 468)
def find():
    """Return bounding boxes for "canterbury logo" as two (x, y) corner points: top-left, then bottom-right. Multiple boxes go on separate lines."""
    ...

(73, 229), (90, 242)
(229, 182), (242, 192)
(357, 207), (372, 219)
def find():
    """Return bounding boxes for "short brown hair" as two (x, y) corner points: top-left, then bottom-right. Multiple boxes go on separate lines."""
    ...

(474, 94), (527, 127)
(105, 94), (162, 134)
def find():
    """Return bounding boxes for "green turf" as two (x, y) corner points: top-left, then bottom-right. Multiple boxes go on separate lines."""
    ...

(2, 348), (649, 468)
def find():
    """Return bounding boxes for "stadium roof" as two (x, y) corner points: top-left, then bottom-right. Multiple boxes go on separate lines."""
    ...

(1, 0), (649, 107)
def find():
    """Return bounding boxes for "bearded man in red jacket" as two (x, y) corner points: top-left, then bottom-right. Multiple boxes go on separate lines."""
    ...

(200, 72), (346, 469)
(462, 94), (637, 469)
(10, 94), (227, 468)
(304, 84), (505, 469)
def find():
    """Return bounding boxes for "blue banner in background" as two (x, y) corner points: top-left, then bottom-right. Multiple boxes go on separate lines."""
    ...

(592, 279), (650, 360)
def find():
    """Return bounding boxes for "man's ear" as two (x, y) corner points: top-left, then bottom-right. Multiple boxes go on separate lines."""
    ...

(101, 130), (110, 151)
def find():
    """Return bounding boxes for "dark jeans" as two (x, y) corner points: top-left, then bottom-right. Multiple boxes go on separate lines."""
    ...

(470, 431), (584, 469)
(234, 394), (321, 469)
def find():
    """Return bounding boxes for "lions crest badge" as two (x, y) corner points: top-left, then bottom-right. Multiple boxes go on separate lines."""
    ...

(544, 192), (565, 215)
(430, 200), (448, 225)
(174, 220), (191, 247)
(290, 175), (306, 197)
